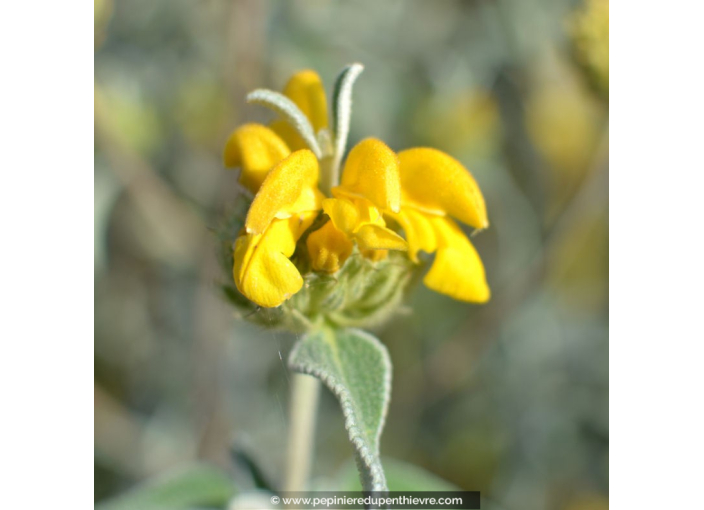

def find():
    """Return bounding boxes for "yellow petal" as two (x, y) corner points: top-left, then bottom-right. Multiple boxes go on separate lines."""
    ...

(289, 209), (320, 238)
(278, 186), (324, 221)
(354, 224), (407, 252)
(269, 119), (307, 152)
(357, 198), (385, 224)
(423, 217), (490, 303)
(282, 69), (329, 133)
(233, 234), (255, 291)
(398, 148), (488, 229)
(223, 124), (291, 193)
(334, 138), (401, 213)
(387, 209), (437, 263)
(322, 197), (360, 235)
(306, 220), (354, 273)
(323, 195), (406, 252)
(234, 214), (317, 308)
(245, 149), (324, 235)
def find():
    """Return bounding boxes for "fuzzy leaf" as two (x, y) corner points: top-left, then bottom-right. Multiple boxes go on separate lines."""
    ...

(95, 463), (236, 510)
(288, 327), (391, 491)
(331, 63), (365, 173)
(247, 89), (322, 158)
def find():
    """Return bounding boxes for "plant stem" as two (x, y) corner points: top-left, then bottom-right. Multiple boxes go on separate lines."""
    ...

(284, 373), (321, 491)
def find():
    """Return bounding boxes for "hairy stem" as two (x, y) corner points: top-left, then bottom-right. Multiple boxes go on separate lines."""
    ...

(284, 373), (321, 491)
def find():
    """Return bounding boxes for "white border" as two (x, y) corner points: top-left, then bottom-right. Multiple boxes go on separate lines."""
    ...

(611, 1), (704, 508)
(3, 1), (704, 507)
(1, 3), (92, 506)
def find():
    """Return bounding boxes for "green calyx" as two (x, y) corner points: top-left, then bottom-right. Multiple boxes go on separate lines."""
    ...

(289, 249), (415, 330)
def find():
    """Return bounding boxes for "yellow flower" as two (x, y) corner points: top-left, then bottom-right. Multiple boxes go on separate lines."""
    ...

(222, 66), (490, 311)
(307, 138), (407, 273)
(223, 72), (406, 308)
(388, 148), (490, 303)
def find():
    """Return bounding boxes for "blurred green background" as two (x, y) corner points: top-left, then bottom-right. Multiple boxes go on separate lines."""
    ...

(94, 1), (608, 509)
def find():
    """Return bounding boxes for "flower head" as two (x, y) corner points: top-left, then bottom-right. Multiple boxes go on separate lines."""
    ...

(221, 65), (491, 328)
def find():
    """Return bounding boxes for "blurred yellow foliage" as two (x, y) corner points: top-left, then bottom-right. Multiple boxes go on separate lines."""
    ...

(548, 212), (608, 311)
(94, 0), (113, 49)
(526, 76), (602, 178)
(95, 85), (163, 157)
(412, 90), (500, 159)
(175, 77), (232, 149)
(570, 0), (609, 96)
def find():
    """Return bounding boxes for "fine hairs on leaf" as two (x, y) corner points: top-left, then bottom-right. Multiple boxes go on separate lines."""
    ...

(288, 327), (391, 492)
(246, 89), (323, 158)
(331, 63), (365, 182)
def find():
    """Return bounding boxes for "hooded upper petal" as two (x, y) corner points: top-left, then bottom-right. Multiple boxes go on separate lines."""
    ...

(422, 216), (490, 303)
(223, 123), (291, 193)
(282, 69), (328, 133)
(314, 139), (406, 263)
(245, 149), (325, 235)
(398, 148), (488, 229)
(334, 138), (401, 213)
(270, 70), (329, 151)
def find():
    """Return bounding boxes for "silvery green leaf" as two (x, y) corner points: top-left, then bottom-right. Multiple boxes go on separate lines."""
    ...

(95, 463), (237, 510)
(331, 63), (364, 180)
(246, 89), (322, 158)
(288, 327), (391, 492)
